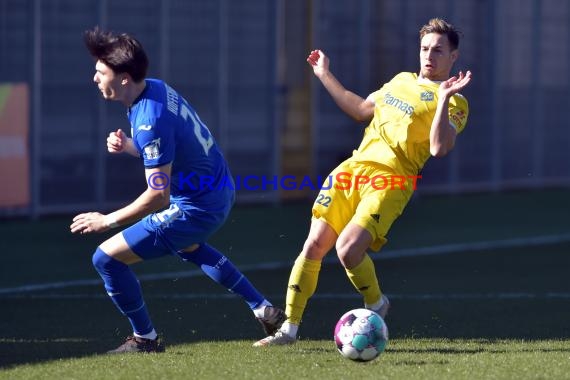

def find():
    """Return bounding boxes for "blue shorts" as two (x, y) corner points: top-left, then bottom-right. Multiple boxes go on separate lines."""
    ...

(122, 200), (232, 261)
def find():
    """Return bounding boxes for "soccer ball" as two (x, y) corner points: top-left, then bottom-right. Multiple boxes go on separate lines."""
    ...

(334, 308), (388, 362)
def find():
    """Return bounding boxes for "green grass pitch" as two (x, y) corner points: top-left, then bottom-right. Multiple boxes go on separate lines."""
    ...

(1, 189), (569, 379)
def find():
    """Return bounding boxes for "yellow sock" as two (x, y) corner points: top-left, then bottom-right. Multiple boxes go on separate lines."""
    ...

(285, 256), (321, 325)
(345, 254), (381, 305)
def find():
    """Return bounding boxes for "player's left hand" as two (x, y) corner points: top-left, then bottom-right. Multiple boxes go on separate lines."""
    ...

(70, 212), (109, 234)
(439, 70), (472, 98)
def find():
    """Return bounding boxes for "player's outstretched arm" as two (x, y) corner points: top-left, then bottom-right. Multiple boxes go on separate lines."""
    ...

(429, 70), (472, 157)
(307, 50), (374, 123)
(70, 164), (171, 234)
(107, 129), (140, 157)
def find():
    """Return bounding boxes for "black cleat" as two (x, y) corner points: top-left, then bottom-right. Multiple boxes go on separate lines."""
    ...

(107, 335), (165, 354)
(256, 306), (287, 336)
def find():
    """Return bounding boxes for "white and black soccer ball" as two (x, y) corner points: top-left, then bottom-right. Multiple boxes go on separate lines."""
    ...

(334, 308), (388, 362)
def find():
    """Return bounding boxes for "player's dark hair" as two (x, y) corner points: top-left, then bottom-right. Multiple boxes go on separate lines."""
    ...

(83, 26), (148, 83)
(419, 18), (461, 51)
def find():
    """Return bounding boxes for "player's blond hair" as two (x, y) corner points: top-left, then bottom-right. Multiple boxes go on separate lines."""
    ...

(419, 18), (461, 50)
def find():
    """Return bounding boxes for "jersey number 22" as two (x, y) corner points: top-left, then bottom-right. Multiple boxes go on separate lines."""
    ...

(180, 103), (214, 155)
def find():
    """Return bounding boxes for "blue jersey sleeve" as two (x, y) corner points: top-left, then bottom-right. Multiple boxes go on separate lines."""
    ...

(133, 117), (175, 168)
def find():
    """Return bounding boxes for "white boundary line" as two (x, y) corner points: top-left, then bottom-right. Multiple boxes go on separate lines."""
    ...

(3, 292), (570, 300)
(1, 233), (569, 295)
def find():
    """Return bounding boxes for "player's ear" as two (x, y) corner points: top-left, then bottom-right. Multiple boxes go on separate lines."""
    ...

(450, 49), (459, 64)
(120, 73), (133, 86)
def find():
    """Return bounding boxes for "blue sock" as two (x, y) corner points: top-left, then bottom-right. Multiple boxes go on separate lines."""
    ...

(92, 248), (154, 336)
(177, 244), (266, 309)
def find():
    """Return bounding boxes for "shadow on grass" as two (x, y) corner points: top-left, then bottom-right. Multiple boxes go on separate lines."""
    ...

(2, 239), (570, 369)
(2, 291), (570, 369)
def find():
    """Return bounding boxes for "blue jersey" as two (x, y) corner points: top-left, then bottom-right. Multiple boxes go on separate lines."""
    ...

(128, 79), (233, 213)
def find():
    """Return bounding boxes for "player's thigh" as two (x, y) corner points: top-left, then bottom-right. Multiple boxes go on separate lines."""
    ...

(302, 218), (338, 260)
(133, 203), (231, 258)
(336, 223), (374, 267)
(120, 220), (173, 262)
(352, 188), (412, 252)
(99, 231), (144, 265)
(312, 162), (359, 239)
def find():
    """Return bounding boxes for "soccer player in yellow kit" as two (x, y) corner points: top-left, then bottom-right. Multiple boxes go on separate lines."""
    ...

(254, 18), (471, 346)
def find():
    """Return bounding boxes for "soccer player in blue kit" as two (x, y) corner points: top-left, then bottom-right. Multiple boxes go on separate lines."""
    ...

(70, 27), (285, 353)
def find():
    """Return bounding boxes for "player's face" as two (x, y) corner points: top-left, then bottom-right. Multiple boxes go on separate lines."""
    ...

(93, 60), (125, 101)
(419, 33), (458, 81)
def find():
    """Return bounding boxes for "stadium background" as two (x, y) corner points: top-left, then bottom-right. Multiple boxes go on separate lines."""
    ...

(1, 0), (569, 215)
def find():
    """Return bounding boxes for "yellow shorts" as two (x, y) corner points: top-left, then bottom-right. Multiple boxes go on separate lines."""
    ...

(312, 160), (415, 251)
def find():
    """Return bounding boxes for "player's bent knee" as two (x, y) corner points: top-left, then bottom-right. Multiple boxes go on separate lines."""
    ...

(336, 249), (349, 268)
(335, 238), (353, 259)
(302, 238), (330, 259)
(92, 247), (123, 273)
(336, 233), (371, 268)
(336, 246), (366, 269)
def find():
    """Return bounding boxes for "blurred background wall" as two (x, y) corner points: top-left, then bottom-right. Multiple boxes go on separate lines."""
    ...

(0, 0), (569, 217)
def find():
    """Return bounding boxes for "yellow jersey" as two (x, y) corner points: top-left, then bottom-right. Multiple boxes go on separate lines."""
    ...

(350, 72), (469, 175)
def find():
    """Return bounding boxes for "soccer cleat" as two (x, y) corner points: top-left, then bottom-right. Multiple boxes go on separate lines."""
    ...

(253, 330), (296, 347)
(107, 335), (165, 354)
(256, 306), (287, 336)
(371, 294), (390, 319)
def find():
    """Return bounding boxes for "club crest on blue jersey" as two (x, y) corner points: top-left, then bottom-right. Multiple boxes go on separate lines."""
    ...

(143, 138), (162, 160)
(420, 91), (434, 101)
(138, 124), (153, 131)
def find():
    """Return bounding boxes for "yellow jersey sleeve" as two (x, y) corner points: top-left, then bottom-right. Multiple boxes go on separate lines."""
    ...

(365, 89), (383, 105)
(350, 72), (469, 175)
(449, 93), (469, 133)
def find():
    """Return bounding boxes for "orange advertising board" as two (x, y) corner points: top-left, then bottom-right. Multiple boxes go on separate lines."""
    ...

(0, 83), (29, 207)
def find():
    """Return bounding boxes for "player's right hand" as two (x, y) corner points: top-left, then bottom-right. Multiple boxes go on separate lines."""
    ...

(107, 128), (126, 153)
(439, 70), (472, 99)
(306, 49), (329, 77)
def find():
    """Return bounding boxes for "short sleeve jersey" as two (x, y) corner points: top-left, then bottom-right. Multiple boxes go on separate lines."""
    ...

(128, 79), (231, 210)
(352, 72), (469, 174)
